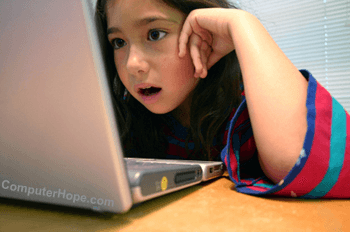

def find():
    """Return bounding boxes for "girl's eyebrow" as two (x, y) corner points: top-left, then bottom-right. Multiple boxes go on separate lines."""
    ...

(107, 16), (179, 35)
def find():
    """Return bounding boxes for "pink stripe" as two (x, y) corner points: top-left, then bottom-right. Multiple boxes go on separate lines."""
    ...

(240, 178), (271, 186)
(240, 136), (256, 163)
(233, 108), (249, 132)
(274, 83), (332, 196)
(222, 130), (229, 146)
(240, 179), (253, 185)
(323, 111), (350, 198)
(229, 143), (239, 180)
(246, 186), (269, 192)
(222, 109), (236, 147)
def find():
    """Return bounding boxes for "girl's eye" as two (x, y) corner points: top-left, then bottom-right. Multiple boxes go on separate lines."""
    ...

(111, 38), (126, 50)
(148, 30), (167, 41)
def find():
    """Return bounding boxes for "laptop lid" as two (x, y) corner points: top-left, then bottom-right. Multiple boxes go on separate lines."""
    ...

(0, 0), (134, 213)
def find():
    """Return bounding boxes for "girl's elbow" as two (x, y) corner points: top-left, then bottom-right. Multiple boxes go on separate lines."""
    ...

(257, 143), (303, 184)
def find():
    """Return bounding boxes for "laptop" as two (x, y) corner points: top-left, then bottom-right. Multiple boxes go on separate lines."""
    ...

(0, 0), (224, 213)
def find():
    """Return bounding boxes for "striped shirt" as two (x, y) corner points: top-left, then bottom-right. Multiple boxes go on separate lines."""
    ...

(164, 70), (350, 198)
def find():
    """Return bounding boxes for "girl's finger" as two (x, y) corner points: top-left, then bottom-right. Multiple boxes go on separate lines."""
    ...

(178, 23), (193, 58)
(189, 33), (203, 77)
(199, 41), (210, 78)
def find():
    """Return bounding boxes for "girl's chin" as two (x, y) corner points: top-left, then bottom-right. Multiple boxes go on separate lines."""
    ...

(144, 106), (174, 115)
(141, 102), (176, 115)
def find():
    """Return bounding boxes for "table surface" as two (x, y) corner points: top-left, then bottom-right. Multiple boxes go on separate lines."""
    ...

(1, 173), (349, 232)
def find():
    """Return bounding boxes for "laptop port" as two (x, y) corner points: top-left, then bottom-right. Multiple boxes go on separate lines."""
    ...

(175, 171), (196, 184)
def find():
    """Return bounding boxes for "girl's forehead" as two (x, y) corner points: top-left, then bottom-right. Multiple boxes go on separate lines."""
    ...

(106, 0), (184, 27)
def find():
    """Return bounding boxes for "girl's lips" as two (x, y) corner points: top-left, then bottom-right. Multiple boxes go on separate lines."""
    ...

(134, 83), (162, 104)
(134, 83), (160, 92)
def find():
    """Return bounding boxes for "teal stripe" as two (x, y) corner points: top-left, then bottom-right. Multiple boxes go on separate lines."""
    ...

(303, 98), (346, 198)
(253, 183), (274, 189)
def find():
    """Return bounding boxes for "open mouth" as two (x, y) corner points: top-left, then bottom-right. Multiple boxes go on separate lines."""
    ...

(139, 86), (162, 96)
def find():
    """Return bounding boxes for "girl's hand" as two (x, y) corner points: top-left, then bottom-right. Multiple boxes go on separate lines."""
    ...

(179, 8), (236, 78)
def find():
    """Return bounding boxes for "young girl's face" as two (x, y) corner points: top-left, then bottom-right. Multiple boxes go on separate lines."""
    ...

(106, 0), (199, 115)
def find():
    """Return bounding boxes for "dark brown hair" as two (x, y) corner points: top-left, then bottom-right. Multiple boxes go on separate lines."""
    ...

(96, 0), (242, 160)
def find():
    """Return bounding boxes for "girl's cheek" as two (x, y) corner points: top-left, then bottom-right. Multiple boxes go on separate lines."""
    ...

(114, 56), (129, 88)
(114, 57), (126, 78)
(114, 52), (124, 68)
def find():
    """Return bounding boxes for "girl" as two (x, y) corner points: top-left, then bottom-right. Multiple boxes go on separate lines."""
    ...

(96, 0), (350, 198)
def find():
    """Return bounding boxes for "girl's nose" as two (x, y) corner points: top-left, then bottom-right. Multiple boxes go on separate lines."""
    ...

(126, 45), (149, 77)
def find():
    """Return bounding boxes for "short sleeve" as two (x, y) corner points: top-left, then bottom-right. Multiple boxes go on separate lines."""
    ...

(221, 70), (350, 198)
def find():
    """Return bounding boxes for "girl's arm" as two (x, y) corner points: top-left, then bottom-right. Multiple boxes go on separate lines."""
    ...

(179, 9), (308, 183)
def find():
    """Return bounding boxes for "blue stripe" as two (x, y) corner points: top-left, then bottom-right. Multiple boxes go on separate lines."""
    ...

(235, 186), (267, 195)
(240, 125), (253, 145)
(302, 70), (317, 160)
(303, 97), (346, 198)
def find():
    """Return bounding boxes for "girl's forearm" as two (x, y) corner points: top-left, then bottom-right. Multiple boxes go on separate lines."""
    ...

(229, 11), (308, 183)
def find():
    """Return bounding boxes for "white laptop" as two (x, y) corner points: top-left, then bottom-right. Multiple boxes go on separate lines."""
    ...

(0, 0), (224, 213)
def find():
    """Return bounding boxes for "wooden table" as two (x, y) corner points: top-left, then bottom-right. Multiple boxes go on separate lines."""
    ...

(1, 173), (349, 232)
